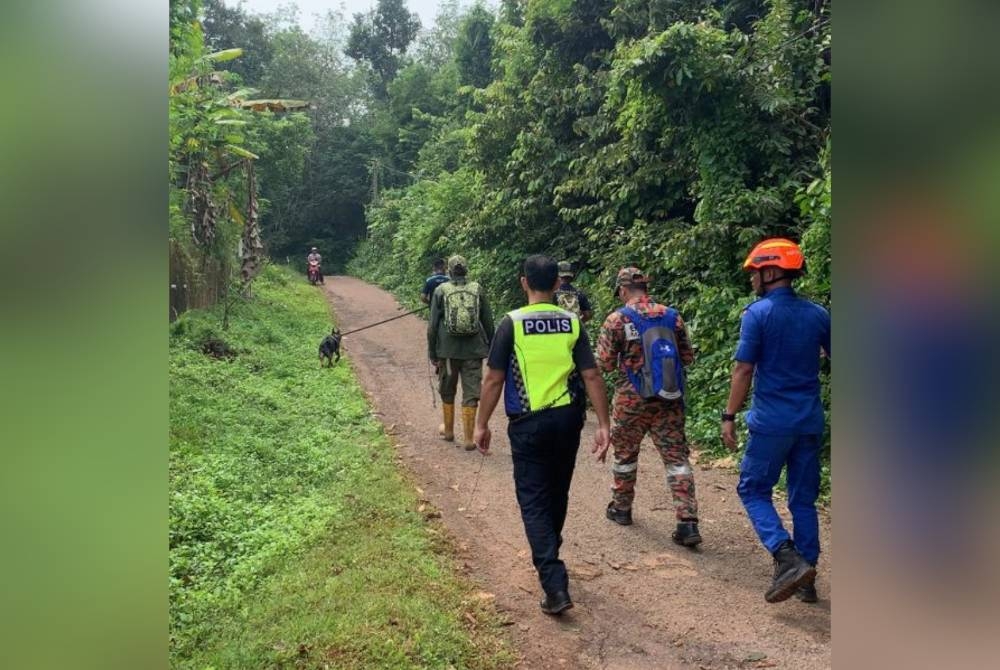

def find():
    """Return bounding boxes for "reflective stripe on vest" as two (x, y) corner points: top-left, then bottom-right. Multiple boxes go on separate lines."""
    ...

(509, 303), (580, 412)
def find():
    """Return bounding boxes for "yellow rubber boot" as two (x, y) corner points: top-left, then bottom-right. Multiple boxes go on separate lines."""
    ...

(438, 403), (455, 442)
(462, 405), (477, 451)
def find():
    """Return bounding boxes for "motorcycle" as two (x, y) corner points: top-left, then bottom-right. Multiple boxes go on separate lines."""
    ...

(307, 260), (324, 285)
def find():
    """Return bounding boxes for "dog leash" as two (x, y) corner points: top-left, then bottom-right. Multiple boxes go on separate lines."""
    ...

(427, 359), (437, 408)
(338, 305), (428, 337)
(465, 450), (486, 509)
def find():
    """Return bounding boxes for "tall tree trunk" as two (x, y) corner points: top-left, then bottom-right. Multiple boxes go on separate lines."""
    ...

(240, 160), (264, 295)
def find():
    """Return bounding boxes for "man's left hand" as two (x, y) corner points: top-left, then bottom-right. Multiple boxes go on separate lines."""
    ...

(721, 421), (738, 451)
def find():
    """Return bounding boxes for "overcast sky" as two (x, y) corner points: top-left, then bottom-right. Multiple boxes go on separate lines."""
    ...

(221, 0), (464, 34)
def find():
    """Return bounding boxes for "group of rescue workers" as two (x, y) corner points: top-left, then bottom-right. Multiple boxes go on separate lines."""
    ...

(422, 240), (830, 617)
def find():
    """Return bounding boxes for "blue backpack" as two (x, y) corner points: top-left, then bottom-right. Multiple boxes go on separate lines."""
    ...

(617, 306), (684, 400)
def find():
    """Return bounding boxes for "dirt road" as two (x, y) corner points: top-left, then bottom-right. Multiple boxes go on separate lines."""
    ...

(323, 277), (831, 669)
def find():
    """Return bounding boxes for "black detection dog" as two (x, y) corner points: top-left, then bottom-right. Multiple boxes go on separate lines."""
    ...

(318, 327), (342, 366)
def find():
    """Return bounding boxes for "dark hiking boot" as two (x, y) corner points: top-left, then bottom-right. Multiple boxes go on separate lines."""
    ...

(765, 541), (816, 603)
(540, 590), (573, 616)
(796, 569), (818, 603)
(672, 521), (702, 548)
(605, 502), (632, 526)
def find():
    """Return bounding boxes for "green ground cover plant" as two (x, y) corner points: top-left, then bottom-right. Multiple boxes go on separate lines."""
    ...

(169, 265), (513, 668)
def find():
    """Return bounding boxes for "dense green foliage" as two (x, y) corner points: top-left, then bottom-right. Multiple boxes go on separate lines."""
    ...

(174, 0), (370, 273)
(349, 0), (831, 467)
(170, 0), (313, 305)
(169, 266), (513, 667)
(346, 0), (423, 99)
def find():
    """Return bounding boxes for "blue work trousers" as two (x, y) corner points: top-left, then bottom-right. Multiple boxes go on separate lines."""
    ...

(737, 432), (822, 564)
(508, 404), (584, 596)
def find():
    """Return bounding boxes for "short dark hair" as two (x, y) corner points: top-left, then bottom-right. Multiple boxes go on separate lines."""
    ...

(432, 258), (445, 270)
(521, 254), (559, 291)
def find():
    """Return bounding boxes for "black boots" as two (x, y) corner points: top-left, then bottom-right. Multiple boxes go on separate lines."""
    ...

(765, 540), (816, 603)
(672, 520), (702, 548)
(796, 565), (818, 602)
(605, 506), (703, 549)
(605, 502), (633, 526)
(540, 590), (573, 615)
(796, 580), (818, 603)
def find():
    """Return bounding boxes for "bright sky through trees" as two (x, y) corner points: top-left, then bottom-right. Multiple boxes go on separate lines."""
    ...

(222, 0), (482, 34)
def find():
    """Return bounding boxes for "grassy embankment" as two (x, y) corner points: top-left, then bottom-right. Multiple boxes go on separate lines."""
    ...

(169, 265), (513, 669)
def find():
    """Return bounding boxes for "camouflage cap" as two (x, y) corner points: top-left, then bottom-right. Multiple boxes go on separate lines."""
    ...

(557, 261), (574, 277)
(447, 255), (468, 272)
(615, 266), (650, 288)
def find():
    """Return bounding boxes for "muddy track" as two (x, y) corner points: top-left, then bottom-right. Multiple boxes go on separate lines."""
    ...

(322, 276), (831, 670)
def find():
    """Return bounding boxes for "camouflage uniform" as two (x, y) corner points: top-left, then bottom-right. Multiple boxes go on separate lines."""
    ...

(596, 286), (698, 521)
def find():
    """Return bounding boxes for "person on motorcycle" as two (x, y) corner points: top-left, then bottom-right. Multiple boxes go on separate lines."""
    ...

(307, 247), (323, 284)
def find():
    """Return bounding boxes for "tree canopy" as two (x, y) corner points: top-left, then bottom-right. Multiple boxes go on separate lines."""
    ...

(345, 0), (422, 99)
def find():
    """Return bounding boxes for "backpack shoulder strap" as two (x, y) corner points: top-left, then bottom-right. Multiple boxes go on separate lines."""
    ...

(663, 306), (678, 330)
(618, 306), (640, 323)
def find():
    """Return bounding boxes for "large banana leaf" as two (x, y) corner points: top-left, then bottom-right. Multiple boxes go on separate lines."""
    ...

(225, 145), (259, 160)
(225, 88), (260, 104)
(203, 48), (243, 63)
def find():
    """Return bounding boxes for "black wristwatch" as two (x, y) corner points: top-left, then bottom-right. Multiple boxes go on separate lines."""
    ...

(721, 411), (736, 422)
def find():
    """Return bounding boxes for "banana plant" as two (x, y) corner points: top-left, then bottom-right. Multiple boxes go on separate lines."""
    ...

(170, 42), (309, 287)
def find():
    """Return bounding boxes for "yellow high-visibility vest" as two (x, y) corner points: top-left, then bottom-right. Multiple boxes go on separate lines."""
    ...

(509, 303), (580, 412)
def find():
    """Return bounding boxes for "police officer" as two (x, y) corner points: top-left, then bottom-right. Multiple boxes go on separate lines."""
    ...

(474, 255), (610, 616)
(428, 255), (494, 450)
(596, 267), (701, 547)
(722, 238), (831, 604)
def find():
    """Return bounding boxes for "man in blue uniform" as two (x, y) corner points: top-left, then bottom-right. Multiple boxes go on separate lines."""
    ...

(722, 238), (831, 604)
(421, 258), (449, 304)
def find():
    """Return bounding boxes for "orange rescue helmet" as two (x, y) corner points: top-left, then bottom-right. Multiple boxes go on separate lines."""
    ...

(742, 238), (805, 272)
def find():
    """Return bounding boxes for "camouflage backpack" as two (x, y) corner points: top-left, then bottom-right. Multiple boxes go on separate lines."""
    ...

(440, 281), (481, 336)
(555, 289), (582, 318)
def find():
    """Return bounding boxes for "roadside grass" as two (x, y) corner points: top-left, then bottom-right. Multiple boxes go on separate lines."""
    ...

(170, 265), (514, 668)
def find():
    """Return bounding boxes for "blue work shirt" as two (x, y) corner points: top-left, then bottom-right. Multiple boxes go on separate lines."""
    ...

(422, 273), (449, 300)
(734, 287), (831, 435)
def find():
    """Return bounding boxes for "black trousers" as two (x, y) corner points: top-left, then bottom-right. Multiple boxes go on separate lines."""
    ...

(508, 403), (584, 596)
